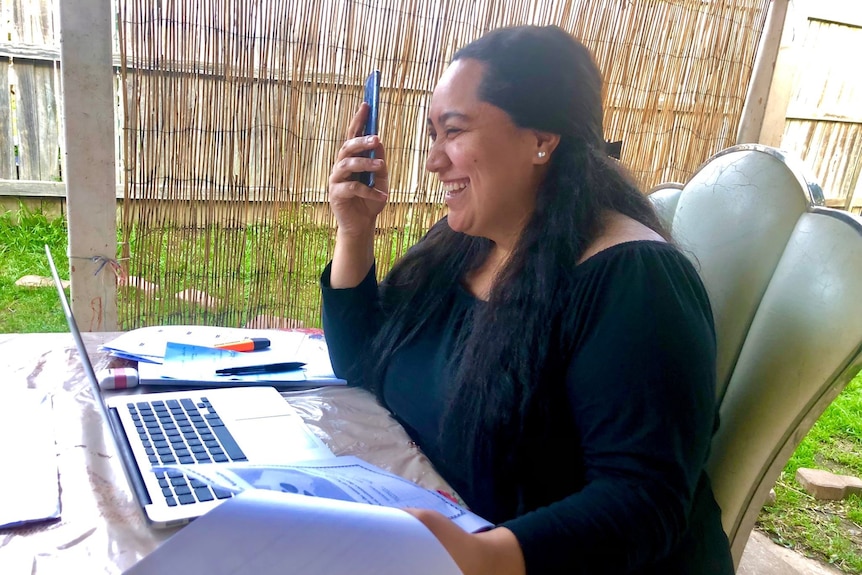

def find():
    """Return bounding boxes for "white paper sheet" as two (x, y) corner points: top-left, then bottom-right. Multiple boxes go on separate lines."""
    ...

(101, 325), (307, 363)
(105, 326), (346, 386)
(0, 389), (61, 528)
(155, 455), (492, 533)
(125, 489), (464, 575)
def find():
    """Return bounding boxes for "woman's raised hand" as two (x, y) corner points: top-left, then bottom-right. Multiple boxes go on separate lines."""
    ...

(328, 103), (389, 238)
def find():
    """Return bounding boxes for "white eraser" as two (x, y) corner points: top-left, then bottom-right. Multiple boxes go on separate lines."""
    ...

(98, 367), (139, 390)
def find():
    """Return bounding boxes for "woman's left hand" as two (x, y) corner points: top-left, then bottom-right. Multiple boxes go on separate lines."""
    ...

(404, 509), (526, 575)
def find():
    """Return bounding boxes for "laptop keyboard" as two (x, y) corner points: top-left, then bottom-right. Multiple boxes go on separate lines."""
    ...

(127, 397), (247, 507)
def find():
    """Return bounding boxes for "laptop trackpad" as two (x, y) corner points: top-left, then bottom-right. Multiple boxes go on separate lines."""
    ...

(231, 416), (332, 462)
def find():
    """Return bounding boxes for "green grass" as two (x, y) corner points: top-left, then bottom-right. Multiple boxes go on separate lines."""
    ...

(116, 213), (418, 331)
(3, 204), (862, 571)
(0, 205), (70, 332)
(757, 371), (862, 573)
(0, 203), (419, 333)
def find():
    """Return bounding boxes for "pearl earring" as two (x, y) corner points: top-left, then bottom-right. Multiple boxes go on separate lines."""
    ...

(538, 151), (547, 158)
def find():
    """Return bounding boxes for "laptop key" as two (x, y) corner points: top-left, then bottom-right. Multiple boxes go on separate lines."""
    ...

(165, 497), (177, 507)
(194, 487), (214, 502)
(178, 493), (195, 505)
(210, 425), (246, 461)
(178, 455), (195, 464)
(212, 486), (233, 499)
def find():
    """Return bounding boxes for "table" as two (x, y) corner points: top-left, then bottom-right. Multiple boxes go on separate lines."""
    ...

(0, 332), (452, 573)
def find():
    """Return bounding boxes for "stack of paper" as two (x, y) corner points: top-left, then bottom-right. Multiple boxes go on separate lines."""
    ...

(0, 389), (61, 528)
(101, 326), (346, 387)
(126, 456), (488, 575)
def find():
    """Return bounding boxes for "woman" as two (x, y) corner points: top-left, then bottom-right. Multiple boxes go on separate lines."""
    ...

(322, 25), (733, 574)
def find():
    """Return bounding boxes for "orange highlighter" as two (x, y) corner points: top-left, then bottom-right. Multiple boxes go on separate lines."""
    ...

(213, 337), (271, 352)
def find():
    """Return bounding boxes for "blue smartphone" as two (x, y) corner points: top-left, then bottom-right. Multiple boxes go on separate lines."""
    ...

(359, 70), (381, 188)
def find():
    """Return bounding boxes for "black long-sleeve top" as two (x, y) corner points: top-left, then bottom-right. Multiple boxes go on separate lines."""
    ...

(321, 240), (733, 574)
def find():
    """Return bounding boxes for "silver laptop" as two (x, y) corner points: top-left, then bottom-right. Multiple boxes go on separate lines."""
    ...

(46, 245), (333, 528)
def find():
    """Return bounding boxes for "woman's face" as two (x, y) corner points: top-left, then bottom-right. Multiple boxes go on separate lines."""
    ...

(426, 59), (546, 246)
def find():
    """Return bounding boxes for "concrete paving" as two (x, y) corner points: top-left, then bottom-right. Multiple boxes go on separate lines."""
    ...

(738, 531), (843, 575)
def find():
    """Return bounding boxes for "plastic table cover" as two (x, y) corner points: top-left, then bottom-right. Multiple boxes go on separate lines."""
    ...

(0, 332), (454, 573)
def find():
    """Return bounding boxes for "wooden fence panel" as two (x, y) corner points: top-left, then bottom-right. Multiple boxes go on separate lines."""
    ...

(13, 59), (60, 180)
(6, 0), (54, 45)
(779, 15), (862, 210)
(0, 60), (14, 179)
(782, 120), (862, 208)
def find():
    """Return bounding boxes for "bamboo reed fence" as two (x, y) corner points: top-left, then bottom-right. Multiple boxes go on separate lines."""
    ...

(116, 0), (771, 330)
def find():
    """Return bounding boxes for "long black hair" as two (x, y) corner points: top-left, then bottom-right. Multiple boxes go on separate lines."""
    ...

(369, 25), (666, 520)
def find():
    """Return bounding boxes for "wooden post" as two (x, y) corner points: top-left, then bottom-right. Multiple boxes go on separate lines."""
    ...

(59, 0), (118, 331)
(736, 0), (794, 146)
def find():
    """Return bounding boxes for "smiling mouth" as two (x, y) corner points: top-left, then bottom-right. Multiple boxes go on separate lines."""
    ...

(442, 180), (468, 194)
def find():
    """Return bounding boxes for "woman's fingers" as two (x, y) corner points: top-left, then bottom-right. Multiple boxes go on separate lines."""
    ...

(346, 102), (370, 139)
(330, 133), (389, 195)
(330, 154), (382, 183)
(330, 179), (388, 202)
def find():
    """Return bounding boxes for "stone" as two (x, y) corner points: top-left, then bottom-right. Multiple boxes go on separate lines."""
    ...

(174, 289), (221, 310)
(121, 276), (160, 295)
(796, 467), (862, 500)
(738, 531), (844, 575)
(15, 274), (69, 289)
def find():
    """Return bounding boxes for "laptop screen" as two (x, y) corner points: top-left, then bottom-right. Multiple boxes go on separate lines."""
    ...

(45, 244), (110, 422)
